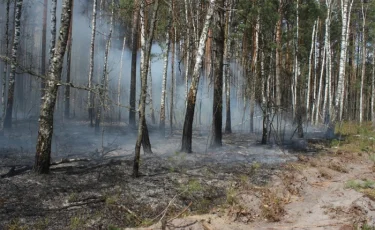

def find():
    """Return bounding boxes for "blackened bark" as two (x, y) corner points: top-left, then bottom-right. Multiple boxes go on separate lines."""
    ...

(65, 2), (74, 119)
(41, 0), (47, 97)
(133, 0), (159, 177)
(34, 0), (73, 174)
(3, 0), (23, 129)
(209, 0), (225, 148)
(0, 0), (10, 135)
(181, 0), (216, 153)
(129, 0), (140, 128)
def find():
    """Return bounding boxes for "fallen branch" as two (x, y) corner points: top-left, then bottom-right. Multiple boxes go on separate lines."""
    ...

(48, 198), (105, 211)
(50, 158), (91, 166)
(1, 165), (32, 178)
(168, 201), (193, 222)
(113, 205), (142, 222)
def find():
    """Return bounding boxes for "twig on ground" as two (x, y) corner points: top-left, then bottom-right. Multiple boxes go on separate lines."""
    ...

(50, 158), (90, 166)
(168, 201), (193, 222)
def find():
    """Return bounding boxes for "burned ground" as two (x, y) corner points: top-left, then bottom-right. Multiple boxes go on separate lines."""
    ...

(1, 120), (374, 229)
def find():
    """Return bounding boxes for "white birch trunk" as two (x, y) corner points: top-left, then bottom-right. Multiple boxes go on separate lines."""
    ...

(323, 0), (332, 124)
(181, 0), (216, 153)
(311, 19), (319, 122)
(306, 20), (316, 121)
(96, 0), (114, 131)
(3, 0), (23, 130)
(117, 37), (126, 121)
(88, 0), (97, 126)
(315, 46), (326, 125)
(359, 0), (367, 124)
(49, 0), (57, 64)
(159, 3), (172, 134)
(184, 0), (190, 105)
(134, 0), (160, 176)
(327, 0), (353, 137)
(34, 0), (73, 174)
(292, 0), (299, 119)
(335, 0), (353, 121)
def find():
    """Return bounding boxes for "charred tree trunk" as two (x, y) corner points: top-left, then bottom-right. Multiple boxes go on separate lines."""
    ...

(88, 0), (97, 127)
(34, 0), (72, 174)
(275, 0), (282, 107)
(148, 61), (156, 124)
(181, 0), (216, 153)
(133, 0), (159, 177)
(170, 29), (175, 135)
(209, 0), (225, 148)
(224, 0), (233, 134)
(65, 0), (74, 119)
(3, 0), (23, 130)
(0, 0), (10, 135)
(129, 0), (140, 128)
(41, 0), (48, 97)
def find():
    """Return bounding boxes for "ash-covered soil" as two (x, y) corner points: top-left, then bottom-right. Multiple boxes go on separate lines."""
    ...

(0, 120), (322, 229)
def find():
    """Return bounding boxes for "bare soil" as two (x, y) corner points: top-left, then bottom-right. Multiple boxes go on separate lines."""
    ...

(1, 121), (374, 230)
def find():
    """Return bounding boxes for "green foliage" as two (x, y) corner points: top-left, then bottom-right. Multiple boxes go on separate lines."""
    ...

(345, 179), (375, 190)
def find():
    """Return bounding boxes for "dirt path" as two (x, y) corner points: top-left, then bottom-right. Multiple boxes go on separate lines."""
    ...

(129, 151), (375, 230)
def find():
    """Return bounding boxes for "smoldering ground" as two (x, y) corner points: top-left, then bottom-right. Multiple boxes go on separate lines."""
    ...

(0, 0), (328, 228)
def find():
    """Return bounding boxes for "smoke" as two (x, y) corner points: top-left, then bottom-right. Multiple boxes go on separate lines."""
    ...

(0, 0), (311, 149)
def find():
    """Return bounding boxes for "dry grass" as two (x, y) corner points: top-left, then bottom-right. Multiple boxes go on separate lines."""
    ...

(261, 189), (285, 222)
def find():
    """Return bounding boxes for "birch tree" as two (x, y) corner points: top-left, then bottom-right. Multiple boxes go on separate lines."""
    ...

(34, 0), (73, 174)
(95, 0), (114, 133)
(88, 0), (97, 127)
(181, 0), (216, 153)
(327, 0), (353, 137)
(322, 1), (331, 124)
(118, 37), (126, 121)
(306, 20), (316, 122)
(133, 0), (160, 177)
(359, 0), (367, 124)
(3, 0), (23, 130)
(159, 1), (172, 136)
(49, 0), (57, 67)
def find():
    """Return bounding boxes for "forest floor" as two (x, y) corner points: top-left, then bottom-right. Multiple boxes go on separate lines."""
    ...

(1, 121), (375, 229)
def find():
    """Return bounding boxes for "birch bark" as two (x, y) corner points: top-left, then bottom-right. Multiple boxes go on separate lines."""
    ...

(181, 0), (216, 153)
(34, 0), (73, 174)
(159, 3), (172, 136)
(88, 0), (97, 127)
(3, 0), (23, 129)
(133, 0), (159, 177)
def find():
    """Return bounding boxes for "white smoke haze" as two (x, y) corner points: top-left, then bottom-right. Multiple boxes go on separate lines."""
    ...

(0, 0), (323, 157)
